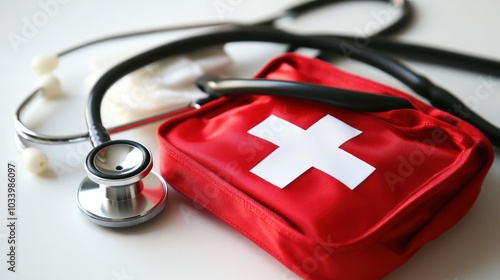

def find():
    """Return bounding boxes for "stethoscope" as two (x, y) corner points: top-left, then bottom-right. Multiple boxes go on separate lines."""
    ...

(14, 0), (500, 227)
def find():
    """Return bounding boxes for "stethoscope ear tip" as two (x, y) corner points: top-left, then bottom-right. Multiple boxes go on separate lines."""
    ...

(31, 54), (58, 76)
(37, 74), (63, 99)
(21, 147), (49, 175)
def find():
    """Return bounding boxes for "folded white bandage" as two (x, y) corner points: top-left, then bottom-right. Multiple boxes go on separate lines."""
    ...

(86, 46), (232, 126)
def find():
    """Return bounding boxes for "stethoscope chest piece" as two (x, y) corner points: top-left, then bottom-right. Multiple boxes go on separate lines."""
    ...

(76, 140), (168, 227)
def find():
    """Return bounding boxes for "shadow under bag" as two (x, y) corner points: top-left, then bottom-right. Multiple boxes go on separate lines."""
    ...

(157, 53), (494, 280)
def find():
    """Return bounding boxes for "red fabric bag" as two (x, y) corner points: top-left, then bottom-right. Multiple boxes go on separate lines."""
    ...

(157, 53), (494, 279)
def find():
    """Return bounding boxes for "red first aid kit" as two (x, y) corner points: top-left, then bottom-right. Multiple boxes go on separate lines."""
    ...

(157, 53), (494, 279)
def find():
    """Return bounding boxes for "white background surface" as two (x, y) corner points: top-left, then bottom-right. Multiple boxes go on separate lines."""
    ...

(1, 0), (500, 279)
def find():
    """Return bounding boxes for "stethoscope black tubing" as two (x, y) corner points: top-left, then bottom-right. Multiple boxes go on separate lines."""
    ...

(85, 27), (424, 146)
(195, 77), (414, 111)
(321, 34), (500, 147)
(86, 26), (500, 148)
(327, 35), (500, 77)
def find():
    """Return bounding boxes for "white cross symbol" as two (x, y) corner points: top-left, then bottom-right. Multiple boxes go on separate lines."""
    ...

(248, 115), (375, 190)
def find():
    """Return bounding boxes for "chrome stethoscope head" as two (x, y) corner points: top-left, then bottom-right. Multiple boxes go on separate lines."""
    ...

(77, 140), (168, 227)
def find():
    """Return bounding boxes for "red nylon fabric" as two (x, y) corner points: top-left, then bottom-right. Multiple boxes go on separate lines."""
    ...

(157, 53), (494, 279)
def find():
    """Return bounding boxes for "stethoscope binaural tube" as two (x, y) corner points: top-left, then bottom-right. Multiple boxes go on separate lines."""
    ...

(16, 0), (415, 227)
(15, 0), (413, 149)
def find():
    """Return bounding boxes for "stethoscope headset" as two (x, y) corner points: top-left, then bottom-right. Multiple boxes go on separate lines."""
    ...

(14, 0), (500, 227)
